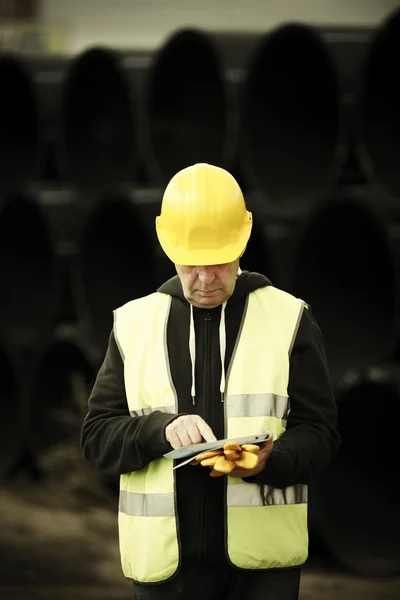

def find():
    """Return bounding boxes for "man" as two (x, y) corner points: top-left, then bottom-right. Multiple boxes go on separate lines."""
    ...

(81, 163), (340, 600)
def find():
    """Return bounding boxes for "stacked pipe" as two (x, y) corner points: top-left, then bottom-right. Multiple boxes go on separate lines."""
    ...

(311, 366), (400, 577)
(0, 5), (400, 578)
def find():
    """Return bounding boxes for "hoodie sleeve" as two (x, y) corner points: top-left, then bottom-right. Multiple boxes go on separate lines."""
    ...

(246, 306), (341, 488)
(80, 330), (180, 477)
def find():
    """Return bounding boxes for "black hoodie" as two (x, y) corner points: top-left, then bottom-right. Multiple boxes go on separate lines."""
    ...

(81, 271), (340, 572)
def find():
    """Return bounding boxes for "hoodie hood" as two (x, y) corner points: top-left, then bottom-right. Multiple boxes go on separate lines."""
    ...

(157, 269), (272, 306)
(157, 270), (273, 405)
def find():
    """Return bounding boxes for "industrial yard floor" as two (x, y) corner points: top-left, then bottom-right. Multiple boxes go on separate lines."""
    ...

(0, 443), (399, 600)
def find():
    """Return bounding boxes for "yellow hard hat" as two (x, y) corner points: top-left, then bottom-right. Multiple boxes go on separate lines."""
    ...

(155, 163), (253, 265)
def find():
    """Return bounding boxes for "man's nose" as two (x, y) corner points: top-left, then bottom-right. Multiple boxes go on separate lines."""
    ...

(197, 267), (216, 285)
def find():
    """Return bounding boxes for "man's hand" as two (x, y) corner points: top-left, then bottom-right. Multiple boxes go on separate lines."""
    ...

(229, 434), (274, 479)
(165, 415), (217, 449)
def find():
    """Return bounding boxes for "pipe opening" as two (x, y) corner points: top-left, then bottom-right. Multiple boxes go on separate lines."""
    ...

(315, 374), (400, 575)
(360, 10), (400, 199)
(243, 24), (340, 203)
(77, 197), (157, 350)
(63, 48), (136, 190)
(147, 30), (227, 182)
(0, 196), (56, 346)
(292, 200), (395, 377)
(0, 346), (22, 478)
(28, 340), (95, 454)
(0, 56), (39, 187)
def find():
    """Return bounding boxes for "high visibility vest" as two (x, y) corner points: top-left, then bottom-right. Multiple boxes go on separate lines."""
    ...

(114, 285), (308, 583)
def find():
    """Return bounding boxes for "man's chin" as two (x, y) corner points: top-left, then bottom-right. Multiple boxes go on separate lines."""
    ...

(190, 292), (223, 309)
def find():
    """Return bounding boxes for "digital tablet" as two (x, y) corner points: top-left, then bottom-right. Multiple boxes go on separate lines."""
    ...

(163, 432), (270, 469)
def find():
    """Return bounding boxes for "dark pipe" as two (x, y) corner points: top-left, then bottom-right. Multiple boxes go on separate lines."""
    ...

(313, 367), (400, 576)
(144, 29), (227, 183)
(61, 47), (143, 191)
(242, 23), (342, 205)
(36, 188), (92, 324)
(0, 54), (40, 190)
(290, 192), (397, 380)
(142, 29), (262, 184)
(359, 8), (400, 200)
(0, 195), (58, 346)
(0, 345), (23, 481)
(131, 188), (177, 286)
(26, 333), (95, 458)
(28, 55), (70, 184)
(317, 27), (373, 186)
(0, 53), (69, 189)
(74, 195), (158, 354)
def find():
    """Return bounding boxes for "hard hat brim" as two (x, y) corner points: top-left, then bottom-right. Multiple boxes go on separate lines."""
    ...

(156, 218), (253, 266)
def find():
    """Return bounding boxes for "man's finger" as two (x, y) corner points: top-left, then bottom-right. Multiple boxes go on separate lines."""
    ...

(196, 418), (217, 443)
(176, 429), (193, 448)
(186, 423), (203, 445)
(168, 433), (182, 449)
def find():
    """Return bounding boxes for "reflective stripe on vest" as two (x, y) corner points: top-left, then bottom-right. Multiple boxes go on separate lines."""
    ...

(130, 393), (290, 425)
(130, 406), (176, 418)
(114, 286), (308, 583)
(120, 483), (307, 518)
(120, 490), (175, 517)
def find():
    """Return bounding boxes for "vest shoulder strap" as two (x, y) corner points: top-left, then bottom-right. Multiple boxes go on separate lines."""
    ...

(251, 285), (305, 352)
(113, 292), (171, 361)
(252, 284), (304, 309)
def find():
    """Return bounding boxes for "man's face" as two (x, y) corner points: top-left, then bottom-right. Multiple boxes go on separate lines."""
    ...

(175, 259), (240, 309)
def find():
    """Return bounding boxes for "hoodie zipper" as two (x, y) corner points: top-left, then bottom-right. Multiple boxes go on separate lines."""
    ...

(198, 310), (212, 565)
(204, 311), (212, 408)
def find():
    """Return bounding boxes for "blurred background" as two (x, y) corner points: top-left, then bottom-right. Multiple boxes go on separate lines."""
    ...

(1, 1), (400, 598)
